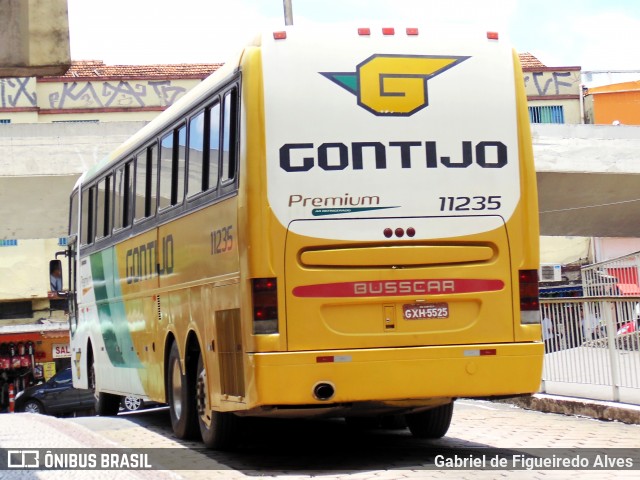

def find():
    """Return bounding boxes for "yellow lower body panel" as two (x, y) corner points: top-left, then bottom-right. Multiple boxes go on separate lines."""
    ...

(249, 343), (543, 408)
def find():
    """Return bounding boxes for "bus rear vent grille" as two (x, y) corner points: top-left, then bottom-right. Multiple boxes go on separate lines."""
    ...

(156, 295), (162, 322)
(215, 308), (245, 398)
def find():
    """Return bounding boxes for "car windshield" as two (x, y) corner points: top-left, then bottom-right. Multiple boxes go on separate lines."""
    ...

(51, 369), (72, 385)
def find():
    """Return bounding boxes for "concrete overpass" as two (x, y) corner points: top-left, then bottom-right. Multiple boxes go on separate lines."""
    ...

(535, 124), (640, 237)
(1, 122), (640, 239)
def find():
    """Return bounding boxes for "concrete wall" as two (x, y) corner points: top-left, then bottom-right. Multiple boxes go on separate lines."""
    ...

(0, 0), (70, 77)
(0, 121), (145, 307)
(0, 121), (145, 239)
(0, 238), (68, 301)
(592, 238), (640, 263)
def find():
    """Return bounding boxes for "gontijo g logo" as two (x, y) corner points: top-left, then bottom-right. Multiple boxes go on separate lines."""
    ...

(321, 54), (468, 116)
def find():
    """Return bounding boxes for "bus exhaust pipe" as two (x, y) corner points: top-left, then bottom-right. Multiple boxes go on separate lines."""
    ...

(313, 382), (335, 401)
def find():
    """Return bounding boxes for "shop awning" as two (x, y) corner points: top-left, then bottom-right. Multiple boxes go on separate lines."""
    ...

(616, 283), (640, 295)
(539, 285), (583, 297)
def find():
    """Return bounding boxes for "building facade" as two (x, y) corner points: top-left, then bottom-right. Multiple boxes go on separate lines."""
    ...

(0, 61), (219, 324)
(520, 52), (582, 125)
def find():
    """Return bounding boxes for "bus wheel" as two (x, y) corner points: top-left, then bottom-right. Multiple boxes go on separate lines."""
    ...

(90, 356), (120, 416)
(196, 352), (238, 449)
(405, 402), (454, 439)
(167, 341), (199, 439)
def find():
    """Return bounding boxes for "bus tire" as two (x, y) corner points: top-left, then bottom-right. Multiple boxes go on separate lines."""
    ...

(196, 352), (238, 449)
(90, 356), (120, 416)
(405, 402), (454, 439)
(167, 341), (199, 439)
(95, 392), (121, 416)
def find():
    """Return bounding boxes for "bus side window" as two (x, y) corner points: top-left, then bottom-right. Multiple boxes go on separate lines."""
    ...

(220, 88), (238, 185)
(69, 190), (79, 237)
(176, 125), (187, 204)
(114, 161), (133, 230)
(80, 187), (94, 245)
(134, 152), (146, 222)
(187, 110), (206, 197)
(148, 145), (158, 216)
(208, 102), (221, 191)
(137, 143), (159, 218)
(95, 175), (111, 240)
(159, 132), (173, 209)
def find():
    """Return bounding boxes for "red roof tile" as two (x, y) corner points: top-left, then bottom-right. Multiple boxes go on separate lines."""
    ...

(518, 52), (546, 69)
(44, 60), (222, 80)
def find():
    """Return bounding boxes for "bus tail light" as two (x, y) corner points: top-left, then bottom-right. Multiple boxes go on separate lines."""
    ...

(252, 278), (279, 334)
(519, 270), (540, 324)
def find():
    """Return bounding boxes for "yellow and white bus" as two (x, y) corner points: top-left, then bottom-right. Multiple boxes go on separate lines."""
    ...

(66, 25), (542, 448)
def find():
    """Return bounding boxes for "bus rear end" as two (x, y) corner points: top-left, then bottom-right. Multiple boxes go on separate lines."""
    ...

(244, 26), (542, 423)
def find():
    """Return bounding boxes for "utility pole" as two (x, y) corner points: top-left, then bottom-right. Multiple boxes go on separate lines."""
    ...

(283, 0), (294, 25)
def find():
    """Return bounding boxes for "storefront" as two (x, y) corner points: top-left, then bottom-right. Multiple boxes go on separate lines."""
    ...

(0, 322), (70, 412)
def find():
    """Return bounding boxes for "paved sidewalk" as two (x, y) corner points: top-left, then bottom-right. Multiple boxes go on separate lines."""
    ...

(496, 393), (640, 425)
(0, 413), (178, 480)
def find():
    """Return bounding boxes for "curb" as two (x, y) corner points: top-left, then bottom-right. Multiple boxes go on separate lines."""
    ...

(495, 394), (640, 425)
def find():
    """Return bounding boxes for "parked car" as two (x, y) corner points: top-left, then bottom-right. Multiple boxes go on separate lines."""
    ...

(14, 367), (94, 416)
(121, 395), (144, 411)
(120, 394), (164, 412)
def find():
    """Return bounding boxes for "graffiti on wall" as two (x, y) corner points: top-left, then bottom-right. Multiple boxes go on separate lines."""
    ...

(0, 78), (192, 109)
(0, 78), (37, 108)
(524, 70), (580, 97)
(48, 80), (188, 108)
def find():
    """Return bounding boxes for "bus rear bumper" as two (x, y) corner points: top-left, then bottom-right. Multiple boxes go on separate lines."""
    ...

(247, 342), (543, 411)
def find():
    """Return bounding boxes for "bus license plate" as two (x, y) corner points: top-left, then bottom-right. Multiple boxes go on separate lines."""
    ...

(403, 303), (449, 320)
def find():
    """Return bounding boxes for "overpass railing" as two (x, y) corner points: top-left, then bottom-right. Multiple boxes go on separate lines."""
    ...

(539, 297), (640, 405)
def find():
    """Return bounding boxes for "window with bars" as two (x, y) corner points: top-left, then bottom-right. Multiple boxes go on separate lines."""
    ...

(529, 105), (564, 124)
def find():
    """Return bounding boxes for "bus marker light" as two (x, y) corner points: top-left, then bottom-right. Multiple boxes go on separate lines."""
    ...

(487, 31), (499, 40)
(358, 28), (371, 36)
(464, 349), (497, 357)
(382, 27), (395, 36)
(406, 28), (419, 35)
(383, 228), (393, 238)
(317, 355), (352, 363)
(273, 31), (287, 40)
(395, 228), (404, 238)
(406, 227), (416, 237)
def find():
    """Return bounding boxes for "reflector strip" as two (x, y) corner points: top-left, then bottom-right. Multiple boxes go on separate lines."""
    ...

(293, 279), (504, 298)
(316, 355), (353, 363)
(464, 349), (497, 357)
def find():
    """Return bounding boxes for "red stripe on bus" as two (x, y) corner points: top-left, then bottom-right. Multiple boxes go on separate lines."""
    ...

(292, 279), (504, 297)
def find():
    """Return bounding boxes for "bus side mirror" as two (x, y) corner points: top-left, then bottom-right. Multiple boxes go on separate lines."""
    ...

(49, 259), (63, 293)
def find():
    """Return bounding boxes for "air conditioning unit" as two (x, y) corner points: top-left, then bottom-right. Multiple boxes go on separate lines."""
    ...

(540, 264), (562, 282)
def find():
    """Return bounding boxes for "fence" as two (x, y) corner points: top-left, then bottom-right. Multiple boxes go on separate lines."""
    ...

(539, 297), (640, 405)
